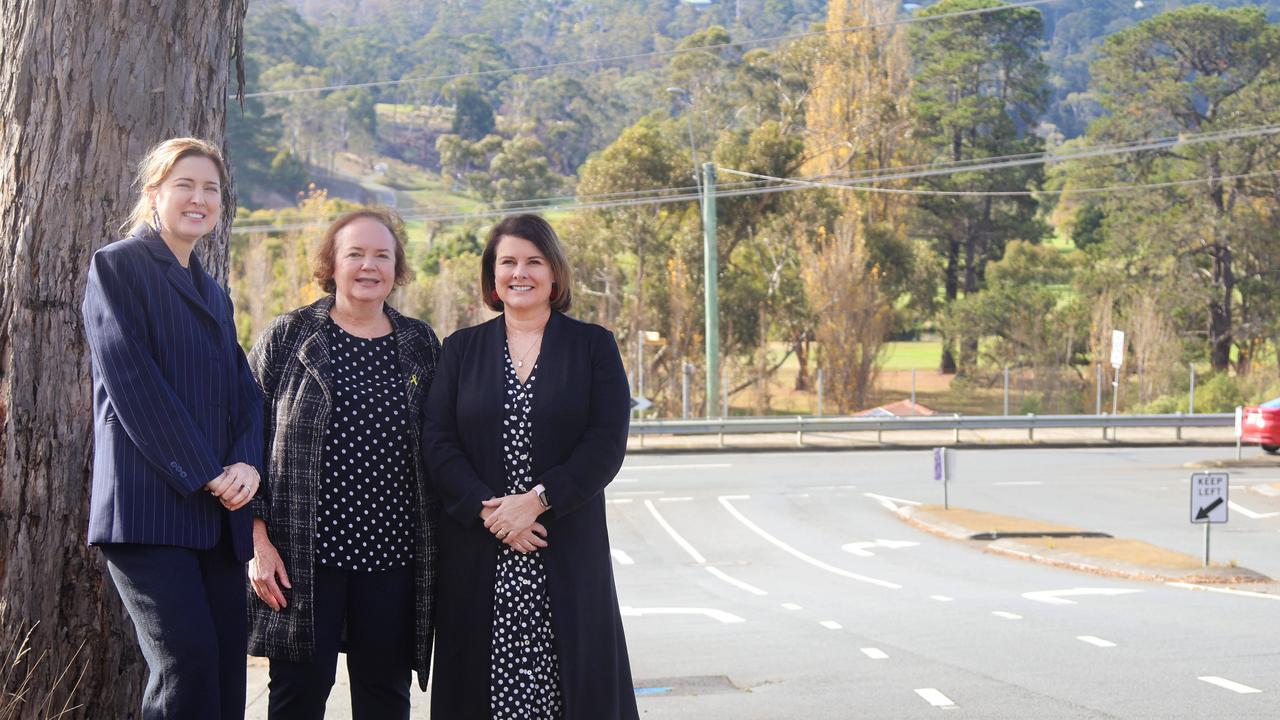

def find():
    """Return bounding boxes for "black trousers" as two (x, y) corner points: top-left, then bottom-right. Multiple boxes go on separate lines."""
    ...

(102, 532), (247, 720)
(267, 564), (414, 720)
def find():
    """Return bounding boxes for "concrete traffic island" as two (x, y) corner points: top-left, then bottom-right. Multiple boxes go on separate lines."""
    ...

(896, 504), (1272, 585)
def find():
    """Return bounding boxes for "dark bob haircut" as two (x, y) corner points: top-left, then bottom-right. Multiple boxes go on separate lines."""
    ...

(312, 207), (412, 294)
(481, 214), (573, 313)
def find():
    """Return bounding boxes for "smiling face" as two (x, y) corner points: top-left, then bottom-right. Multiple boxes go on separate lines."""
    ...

(331, 217), (397, 306)
(150, 155), (221, 245)
(493, 234), (554, 314)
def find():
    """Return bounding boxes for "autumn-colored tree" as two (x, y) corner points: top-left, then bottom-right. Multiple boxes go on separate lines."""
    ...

(801, 0), (916, 406)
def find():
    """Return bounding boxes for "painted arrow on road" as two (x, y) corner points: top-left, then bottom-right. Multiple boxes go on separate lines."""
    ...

(1022, 588), (1143, 605)
(1196, 497), (1225, 521)
(841, 539), (920, 557)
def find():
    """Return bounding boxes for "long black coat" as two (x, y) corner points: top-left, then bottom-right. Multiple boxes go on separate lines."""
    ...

(422, 311), (638, 720)
(246, 296), (441, 689)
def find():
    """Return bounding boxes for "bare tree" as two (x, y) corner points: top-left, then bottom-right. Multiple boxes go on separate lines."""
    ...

(0, 1), (247, 716)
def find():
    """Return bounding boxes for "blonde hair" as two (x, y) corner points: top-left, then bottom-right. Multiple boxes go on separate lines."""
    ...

(120, 137), (231, 236)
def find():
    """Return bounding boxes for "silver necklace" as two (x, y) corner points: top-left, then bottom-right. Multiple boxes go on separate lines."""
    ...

(510, 333), (542, 368)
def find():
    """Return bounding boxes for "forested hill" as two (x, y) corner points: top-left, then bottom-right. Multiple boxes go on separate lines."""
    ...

(234, 0), (1280, 207)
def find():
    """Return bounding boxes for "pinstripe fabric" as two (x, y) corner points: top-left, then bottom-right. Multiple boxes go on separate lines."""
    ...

(82, 228), (264, 563)
(246, 296), (441, 690)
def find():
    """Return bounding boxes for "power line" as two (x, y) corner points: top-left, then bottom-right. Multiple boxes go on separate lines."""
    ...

(231, 122), (1280, 233)
(243, 0), (1058, 99)
(719, 167), (1280, 197)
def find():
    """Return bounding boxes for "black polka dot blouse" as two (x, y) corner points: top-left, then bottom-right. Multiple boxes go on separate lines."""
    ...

(490, 343), (563, 719)
(316, 318), (415, 571)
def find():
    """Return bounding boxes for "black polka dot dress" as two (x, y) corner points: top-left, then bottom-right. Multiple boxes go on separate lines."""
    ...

(490, 343), (563, 719)
(316, 319), (415, 571)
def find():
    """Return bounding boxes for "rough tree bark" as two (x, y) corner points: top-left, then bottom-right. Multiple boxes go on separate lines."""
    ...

(0, 2), (246, 717)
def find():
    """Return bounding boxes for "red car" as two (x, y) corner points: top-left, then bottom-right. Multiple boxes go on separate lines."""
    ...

(1241, 398), (1280, 454)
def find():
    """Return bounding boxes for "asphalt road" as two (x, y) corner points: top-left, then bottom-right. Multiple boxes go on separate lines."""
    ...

(247, 446), (1280, 718)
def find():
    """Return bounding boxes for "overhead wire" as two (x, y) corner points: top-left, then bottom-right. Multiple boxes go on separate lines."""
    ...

(231, 123), (1280, 234)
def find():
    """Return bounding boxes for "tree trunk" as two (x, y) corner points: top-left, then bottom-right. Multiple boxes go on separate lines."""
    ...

(0, 2), (246, 717)
(1209, 246), (1234, 372)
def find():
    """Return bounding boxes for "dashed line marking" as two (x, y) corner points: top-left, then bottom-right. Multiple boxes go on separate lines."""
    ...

(718, 496), (902, 590)
(705, 567), (768, 596)
(1076, 636), (1115, 648)
(1197, 676), (1262, 694)
(861, 648), (889, 660)
(658, 496), (693, 502)
(606, 498), (634, 505)
(622, 463), (733, 471)
(819, 620), (842, 630)
(781, 603), (802, 611)
(610, 549), (634, 565)
(645, 500), (706, 564)
(992, 611), (1022, 620)
(914, 688), (956, 708)
(931, 595), (954, 602)
(619, 606), (745, 624)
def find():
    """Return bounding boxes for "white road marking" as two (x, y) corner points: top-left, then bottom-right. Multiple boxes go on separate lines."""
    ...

(610, 549), (634, 565)
(614, 478), (638, 483)
(705, 566), (768, 596)
(914, 688), (956, 708)
(1076, 636), (1116, 648)
(658, 496), (693, 503)
(718, 496), (902, 589)
(644, 500), (706, 564)
(622, 463), (733, 471)
(842, 539), (920, 557)
(864, 492), (922, 512)
(1022, 588), (1144, 605)
(781, 603), (802, 611)
(619, 606), (745, 624)
(931, 595), (954, 602)
(992, 611), (1022, 620)
(994, 481), (1043, 486)
(861, 648), (889, 660)
(1197, 676), (1262, 694)
(810, 484), (859, 490)
(1228, 500), (1280, 519)
(1167, 582), (1280, 601)
(784, 493), (812, 498)
(606, 498), (634, 505)
(819, 620), (842, 630)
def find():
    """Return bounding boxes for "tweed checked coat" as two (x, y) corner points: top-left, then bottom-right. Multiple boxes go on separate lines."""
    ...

(246, 295), (441, 689)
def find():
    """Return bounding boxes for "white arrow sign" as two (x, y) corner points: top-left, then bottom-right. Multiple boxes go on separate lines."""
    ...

(841, 539), (920, 557)
(1022, 588), (1144, 605)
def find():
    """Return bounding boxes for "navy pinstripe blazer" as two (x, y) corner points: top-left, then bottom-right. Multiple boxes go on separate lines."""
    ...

(82, 228), (263, 562)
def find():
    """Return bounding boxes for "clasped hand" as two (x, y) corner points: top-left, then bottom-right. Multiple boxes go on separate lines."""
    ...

(481, 491), (548, 554)
(204, 462), (259, 511)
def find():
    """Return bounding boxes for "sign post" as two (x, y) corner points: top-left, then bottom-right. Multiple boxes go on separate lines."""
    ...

(1109, 330), (1125, 440)
(933, 447), (950, 510)
(1234, 406), (1243, 460)
(1190, 471), (1229, 567)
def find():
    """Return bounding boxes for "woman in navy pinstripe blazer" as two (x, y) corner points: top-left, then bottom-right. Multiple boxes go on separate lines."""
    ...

(82, 137), (263, 720)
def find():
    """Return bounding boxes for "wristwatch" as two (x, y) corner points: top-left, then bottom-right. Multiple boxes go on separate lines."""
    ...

(532, 483), (551, 509)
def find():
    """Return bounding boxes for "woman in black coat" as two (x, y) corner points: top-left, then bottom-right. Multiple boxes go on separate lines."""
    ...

(246, 208), (440, 719)
(422, 214), (638, 720)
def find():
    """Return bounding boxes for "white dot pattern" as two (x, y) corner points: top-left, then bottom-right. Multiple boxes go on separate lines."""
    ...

(316, 319), (415, 571)
(490, 342), (563, 719)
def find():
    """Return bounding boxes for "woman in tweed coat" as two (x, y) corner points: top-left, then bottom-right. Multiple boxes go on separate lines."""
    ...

(246, 208), (440, 719)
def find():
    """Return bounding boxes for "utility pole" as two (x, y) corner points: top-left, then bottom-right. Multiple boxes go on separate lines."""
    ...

(703, 162), (720, 417)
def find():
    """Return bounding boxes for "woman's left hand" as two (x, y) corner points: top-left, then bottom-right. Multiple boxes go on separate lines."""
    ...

(482, 491), (545, 545)
(216, 462), (260, 511)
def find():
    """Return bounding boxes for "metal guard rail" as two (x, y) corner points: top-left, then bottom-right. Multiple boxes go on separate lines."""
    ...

(630, 412), (1234, 439)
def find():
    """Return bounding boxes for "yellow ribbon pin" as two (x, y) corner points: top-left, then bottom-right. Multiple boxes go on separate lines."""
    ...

(410, 374), (418, 386)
